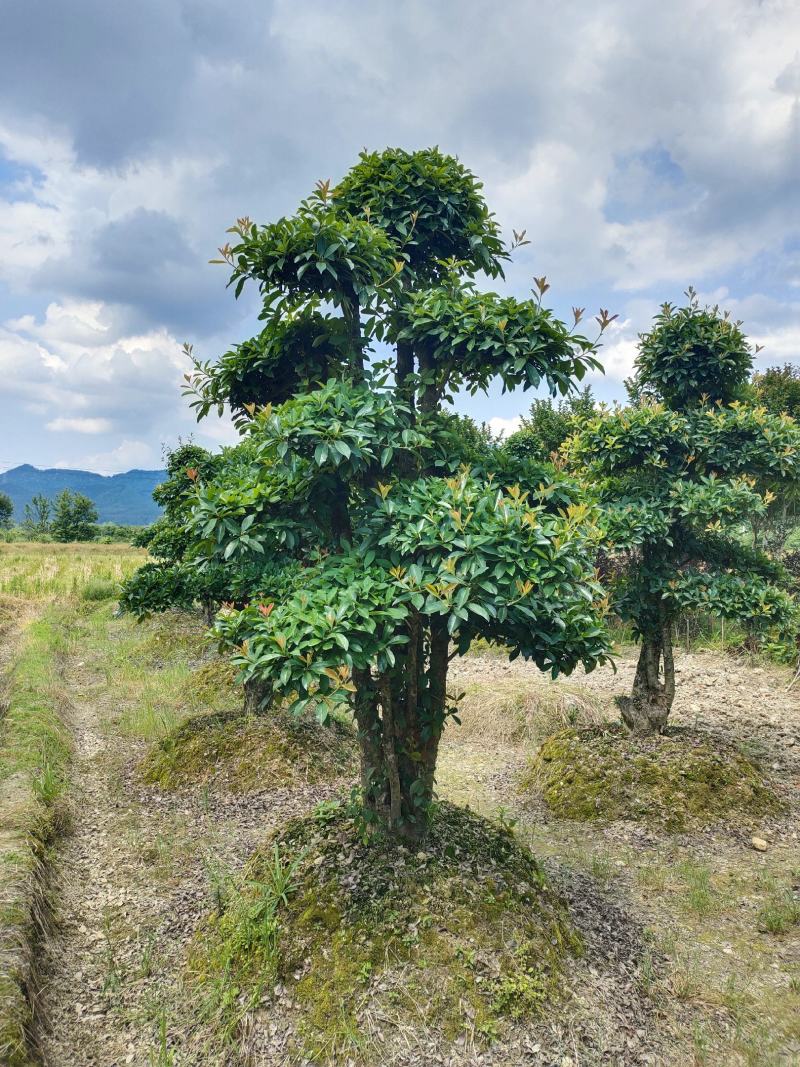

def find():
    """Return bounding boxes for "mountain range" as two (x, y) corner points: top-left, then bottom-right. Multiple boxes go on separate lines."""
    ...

(0, 465), (166, 525)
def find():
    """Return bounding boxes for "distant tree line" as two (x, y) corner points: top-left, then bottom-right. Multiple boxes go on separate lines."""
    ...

(0, 488), (146, 543)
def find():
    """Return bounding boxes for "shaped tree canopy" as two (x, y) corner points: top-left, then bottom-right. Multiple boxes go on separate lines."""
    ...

(568, 291), (800, 735)
(129, 147), (614, 839)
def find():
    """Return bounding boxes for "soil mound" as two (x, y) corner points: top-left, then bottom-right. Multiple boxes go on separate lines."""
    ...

(141, 708), (356, 792)
(188, 802), (656, 1064)
(523, 725), (783, 830)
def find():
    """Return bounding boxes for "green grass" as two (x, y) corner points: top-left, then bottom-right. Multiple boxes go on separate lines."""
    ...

(0, 605), (74, 1065)
(757, 891), (800, 934)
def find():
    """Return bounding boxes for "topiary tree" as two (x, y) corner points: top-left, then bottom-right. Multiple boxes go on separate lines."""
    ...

(121, 442), (266, 621)
(50, 489), (98, 542)
(177, 147), (613, 840)
(748, 364), (800, 557)
(568, 291), (800, 735)
(752, 363), (800, 420)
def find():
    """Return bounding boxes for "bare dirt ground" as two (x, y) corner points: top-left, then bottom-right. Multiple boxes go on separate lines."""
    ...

(33, 615), (800, 1066)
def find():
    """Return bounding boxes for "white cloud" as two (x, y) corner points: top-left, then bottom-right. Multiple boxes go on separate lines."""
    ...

(0, 298), (237, 470)
(488, 415), (523, 439)
(0, 0), (799, 467)
(47, 416), (112, 434)
(67, 438), (159, 475)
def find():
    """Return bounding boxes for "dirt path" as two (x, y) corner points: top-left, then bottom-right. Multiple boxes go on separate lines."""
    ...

(37, 617), (341, 1066)
(33, 612), (800, 1065)
(37, 654), (141, 1066)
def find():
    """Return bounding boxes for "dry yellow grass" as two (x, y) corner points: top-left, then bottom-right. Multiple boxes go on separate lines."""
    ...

(451, 675), (606, 747)
(0, 542), (146, 601)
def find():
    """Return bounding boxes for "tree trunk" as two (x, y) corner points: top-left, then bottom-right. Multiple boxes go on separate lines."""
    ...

(618, 618), (675, 735)
(243, 678), (272, 715)
(352, 614), (449, 842)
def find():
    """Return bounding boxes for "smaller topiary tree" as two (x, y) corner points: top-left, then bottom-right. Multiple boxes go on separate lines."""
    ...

(121, 443), (273, 623)
(748, 364), (800, 557)
(503, 387), (595, 465)
(568, 291), (800, 735)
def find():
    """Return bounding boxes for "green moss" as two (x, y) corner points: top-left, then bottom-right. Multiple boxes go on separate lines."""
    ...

(189, 803), (580, 1062)
(523, 725), (783, 831)
(141, 708), (356, 792)
(179, 659), (238, 707)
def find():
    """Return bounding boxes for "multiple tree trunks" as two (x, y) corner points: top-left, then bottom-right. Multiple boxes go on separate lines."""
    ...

(353, 614), (448, 842)
(618, 619), (676, 736)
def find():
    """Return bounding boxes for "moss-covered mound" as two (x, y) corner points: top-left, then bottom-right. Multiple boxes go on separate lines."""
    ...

(523, 725), (783, 830)
(189, 803), (581, 1062)
(141, 708), (356, 792)
(179, 658), (238, 708)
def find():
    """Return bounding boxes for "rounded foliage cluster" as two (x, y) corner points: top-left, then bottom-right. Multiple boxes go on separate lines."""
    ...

(633, 291), (753, 410)
(332, 146), (507, 282)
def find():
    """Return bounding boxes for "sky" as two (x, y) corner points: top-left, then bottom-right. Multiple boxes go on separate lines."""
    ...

(0, 0), (798, 474)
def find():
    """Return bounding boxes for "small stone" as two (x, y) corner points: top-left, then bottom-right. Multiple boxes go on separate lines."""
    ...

(751, 836), (769, 852)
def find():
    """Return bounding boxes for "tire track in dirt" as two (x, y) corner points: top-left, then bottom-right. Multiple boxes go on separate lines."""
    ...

(36, 617), (343, 1066)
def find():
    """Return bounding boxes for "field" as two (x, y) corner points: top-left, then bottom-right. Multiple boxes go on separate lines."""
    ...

(1, 542), (799, 1066)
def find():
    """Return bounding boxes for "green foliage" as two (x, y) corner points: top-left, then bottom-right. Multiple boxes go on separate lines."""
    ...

(93, 522), (144, 543)
(332, 146), (508, 283)
(632, 287), (754, 408)
(214, 474), (607, 722)
(391, 286), (602, 401)
(184, 309), (350, 429)
(120, 443), (250, 619)
(213, 194), (399, 314)
(50, 489), (98, 542)
(752, 363), (800, 419)
(505, 387), (596, 462)
(570, 301), (800, 648)
(126, 146), (613, 836)
(22, 493), (51, 539)
(570, 294), (800, 731)
(0, 491), (13, 529)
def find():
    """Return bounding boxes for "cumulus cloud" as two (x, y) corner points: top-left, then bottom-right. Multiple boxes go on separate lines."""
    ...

(46, 416), (112, 434)
(488, 416), (523, 439)
(64, 439), (161, 476)
(0, 0), (798, 469)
